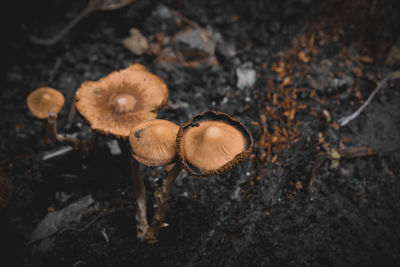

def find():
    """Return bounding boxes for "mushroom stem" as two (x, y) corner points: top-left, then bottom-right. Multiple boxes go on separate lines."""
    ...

(43, 120), (51, 148)
(164, 162), (175, 173)
(85, 131), (98, 155)
(146, 162), (183, 242)
(47, 112), (82, 149)
(131, 159), (149, 240)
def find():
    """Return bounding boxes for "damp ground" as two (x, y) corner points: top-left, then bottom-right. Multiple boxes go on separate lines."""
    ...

(1, 0), (400, 266)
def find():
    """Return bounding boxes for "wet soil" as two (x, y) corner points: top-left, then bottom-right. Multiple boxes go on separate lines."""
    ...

(1, 0), (400, 266)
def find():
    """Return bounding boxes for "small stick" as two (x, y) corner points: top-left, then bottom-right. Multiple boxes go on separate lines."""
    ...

(131, 159), (149, 241)
(338, 76), (389, 127)
(47, 112), (83, 149)
(338, 146), (372, 158)
(308, 154), (327, 194)
(42, 146), (73, 161)
(146, 163), (182, 242)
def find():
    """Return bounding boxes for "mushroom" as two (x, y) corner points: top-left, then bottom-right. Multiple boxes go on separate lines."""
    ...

(75, 64), (169, 239)
(27, 87), (65, 120)
(0, 170), (13, 213)
(143, 111), (253, 242)
(128, 119), (179, 241)
(27, 87), (80, 148)
(177, 110), (253, 176)
(74, 64), (169, 140)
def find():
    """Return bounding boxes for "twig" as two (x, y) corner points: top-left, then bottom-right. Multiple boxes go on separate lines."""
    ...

(308, 154), (327, 194)
(29, 0), (135, 46)
(338, 76), (389, 127)
(101, 228), (109, 243)
(30, 5), (94, 46)
(337, 146), (372, 158)
(42, 146), (73, 161)
(72, 261), (86, 267)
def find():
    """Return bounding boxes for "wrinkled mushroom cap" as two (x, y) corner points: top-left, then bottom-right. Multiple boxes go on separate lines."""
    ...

(26, 87), (65, 119)
(74, 64), (169, 138)
(129, 119), (179, 166)
(177, 110), (253, 176)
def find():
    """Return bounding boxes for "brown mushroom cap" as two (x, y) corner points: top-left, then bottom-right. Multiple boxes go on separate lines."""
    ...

(26, 87), (65, 119)
(129, 119), (179, 166)
(177, 110), (253, 176)
(74, 64), (169, 138)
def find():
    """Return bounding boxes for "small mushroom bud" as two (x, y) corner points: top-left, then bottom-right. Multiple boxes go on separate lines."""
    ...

(26, 87), (65, 146)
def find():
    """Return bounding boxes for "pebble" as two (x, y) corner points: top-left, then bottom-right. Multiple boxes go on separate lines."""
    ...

(172, 27), (218, 67)
(123, 28), (149, 55)
(106, 140), (121, 155)
(236, 62), (257, 89)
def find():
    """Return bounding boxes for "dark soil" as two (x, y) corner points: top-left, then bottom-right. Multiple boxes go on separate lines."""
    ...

(1, 0), (400, 266)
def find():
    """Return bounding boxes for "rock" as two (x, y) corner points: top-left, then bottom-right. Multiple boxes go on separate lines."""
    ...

(106, 140), (122, 155)
(236, 62), (257, 89)
(154, 4), (174, 19)
(330, 76), (354, 89)
(28, 195), (98, 245)
(216, 40), (237, 58)
(230, 186), (241, 201)
(173, 27), (215, 55)
(32, 236), (56, 254)
(171, 27), (218, 67)
(123, 28), (149, 55)
(155, 47), (182, 70)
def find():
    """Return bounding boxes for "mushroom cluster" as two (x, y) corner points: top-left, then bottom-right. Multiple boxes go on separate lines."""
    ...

(27, 64), (253, 243)
(128, 119), (179, 240)
(143, 110), (253, 242)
